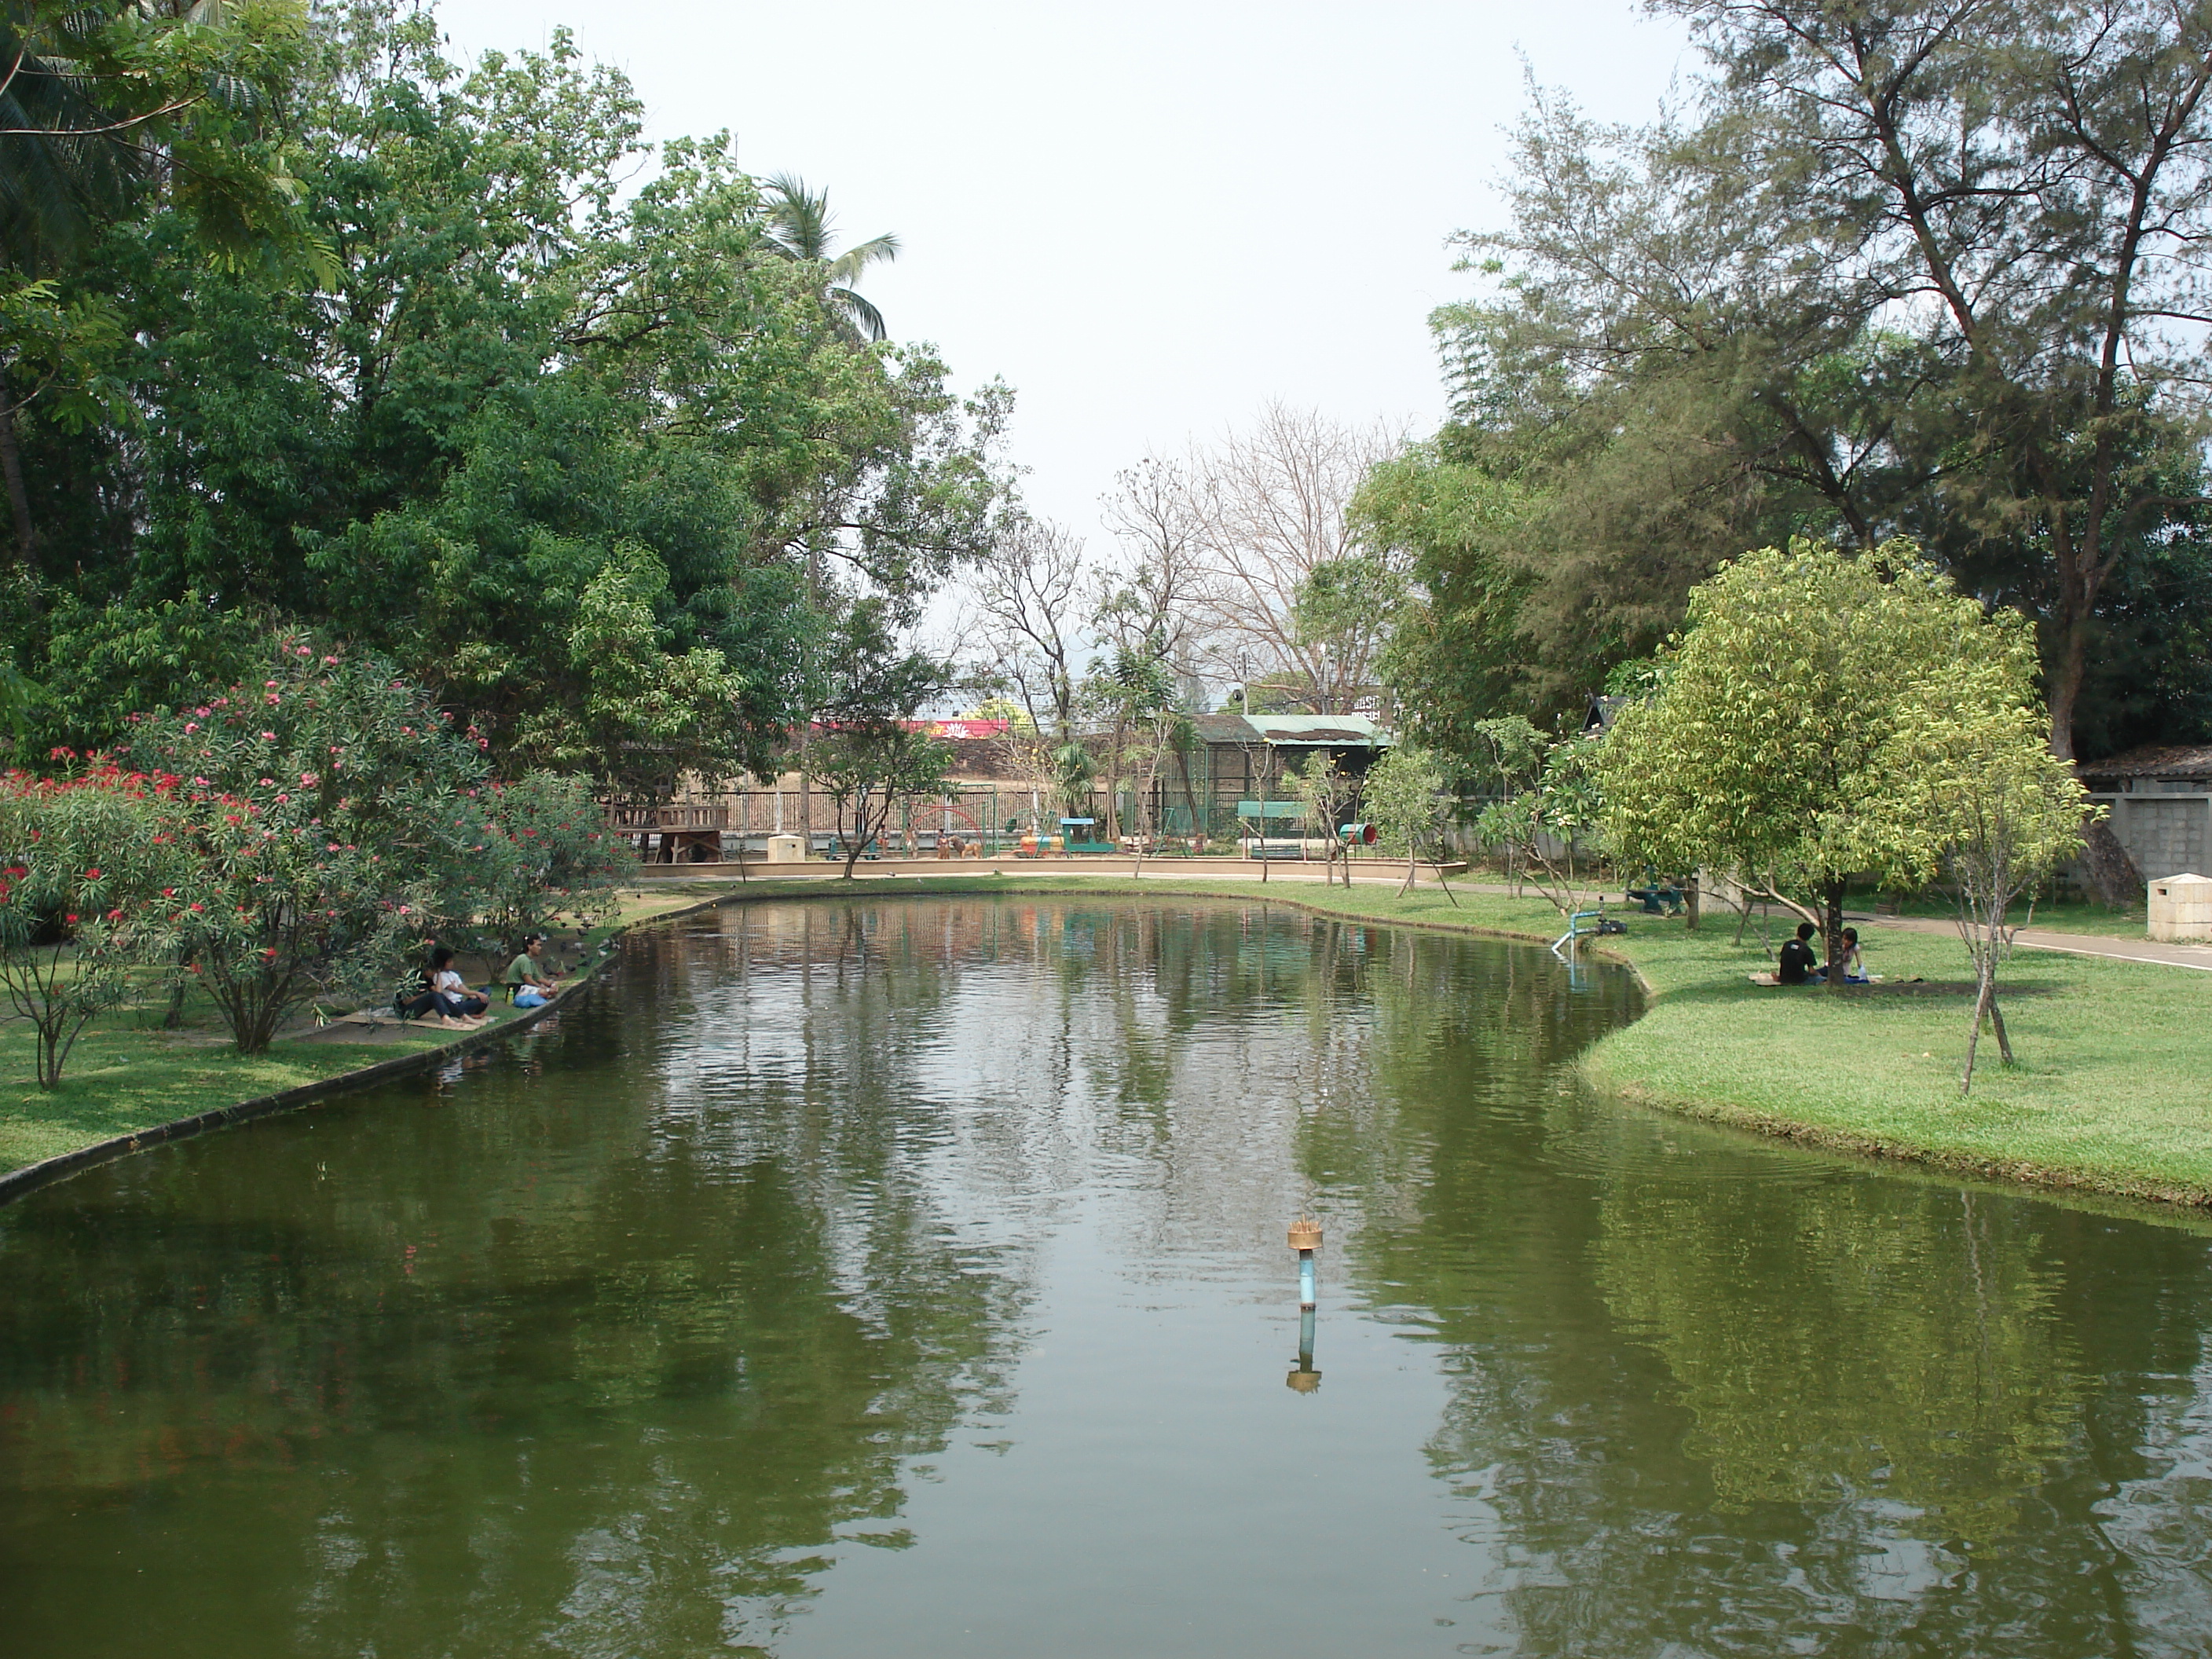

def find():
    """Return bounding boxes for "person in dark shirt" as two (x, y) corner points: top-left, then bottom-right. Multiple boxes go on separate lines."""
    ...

(1777, 921), (1820, 985)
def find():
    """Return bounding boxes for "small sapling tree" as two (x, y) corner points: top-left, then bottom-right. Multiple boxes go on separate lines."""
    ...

(1286, 753), (1363, 886)
(1881, 656), (2092, 1093)
(1473, 731), (1606, 917)
(1361, 740), (1459, 903)
(814, 602), (956, 879)
(0, 766), (174, 1086)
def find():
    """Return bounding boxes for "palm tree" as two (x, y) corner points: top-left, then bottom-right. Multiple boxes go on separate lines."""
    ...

(758, 171), (899, 342)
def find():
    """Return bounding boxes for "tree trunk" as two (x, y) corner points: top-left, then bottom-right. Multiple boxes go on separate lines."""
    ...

(1822, 880), (1848, 994)
(1685, 873), (1700, 931)
(1961, 968), (1995, 1096)
(2078, 816), (2141, 906)
(1989, 995), (2013, 1065)
(0, 378), (35, 577)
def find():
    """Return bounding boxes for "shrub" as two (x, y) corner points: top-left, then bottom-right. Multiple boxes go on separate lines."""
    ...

(0, 765), (177, 1086)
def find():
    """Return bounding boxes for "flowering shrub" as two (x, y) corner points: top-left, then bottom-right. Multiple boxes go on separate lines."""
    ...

(465, 771), (626, 949)
(31, 636), (631, 1053)
(115, 637), (493, 1049)
(159, 780), (426, 1053)
(0, 767), (177, 1086)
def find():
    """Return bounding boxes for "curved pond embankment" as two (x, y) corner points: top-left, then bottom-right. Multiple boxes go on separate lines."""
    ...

(3, 894), (2210, 1657)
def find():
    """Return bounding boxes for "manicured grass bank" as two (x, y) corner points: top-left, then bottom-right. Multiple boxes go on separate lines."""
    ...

(5, 870), (2206, 1210)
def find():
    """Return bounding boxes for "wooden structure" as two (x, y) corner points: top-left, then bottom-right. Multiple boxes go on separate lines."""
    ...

(607, 801), (730, 863)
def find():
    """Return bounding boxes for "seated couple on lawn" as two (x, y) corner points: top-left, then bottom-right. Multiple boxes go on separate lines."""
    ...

(1777, 922), (1869, 985)
(397, 946), (492, 1027)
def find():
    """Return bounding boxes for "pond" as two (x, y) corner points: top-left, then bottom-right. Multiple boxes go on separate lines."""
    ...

(2, 895), (2210, 1657)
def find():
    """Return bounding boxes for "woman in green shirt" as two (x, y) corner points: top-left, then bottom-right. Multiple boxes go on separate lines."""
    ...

(504, 934), (560, 1005)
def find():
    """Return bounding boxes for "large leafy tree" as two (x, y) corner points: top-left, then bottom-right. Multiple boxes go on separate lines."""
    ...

(1598, 540), (2042, 986)
(0, 0), (320, 573)
(1397, 0), (2212, 900)
(3, 2), (1012, 787)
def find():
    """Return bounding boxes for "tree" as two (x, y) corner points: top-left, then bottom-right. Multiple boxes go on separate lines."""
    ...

(1650, 0), (2212, 767)
(1181, 404), (1404, 712)
(4, 7), (1014, 803)
(1881, 663), (2093, 1093)
(1472, 731), (1606, 918)
(0, 0), (322, 572)
(969, 514), (1084, 742)
(0, 763), (173, 1085)
(1598, 540), (2023, 986)
(1360, 740), (1459, 902)
(1441, 0), (2212, 896)
(509, 546), (754, 802)
(467, 771), (627, 952)
(1090, 464), (1205, 838)
(758, 171), (899, 343)
(1284, 752), (1362, 887)
(117, 634), (499, 1047)
(812, 602), (954, 879)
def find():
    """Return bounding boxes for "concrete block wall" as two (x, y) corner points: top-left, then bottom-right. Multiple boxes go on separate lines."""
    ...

(2088, 793), (2210, 882)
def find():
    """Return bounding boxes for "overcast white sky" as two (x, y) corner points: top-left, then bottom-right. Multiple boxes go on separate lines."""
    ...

(434, 0), (1692, 576)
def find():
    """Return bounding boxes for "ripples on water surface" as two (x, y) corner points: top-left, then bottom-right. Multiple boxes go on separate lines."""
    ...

(2, 897), (2210, 1657)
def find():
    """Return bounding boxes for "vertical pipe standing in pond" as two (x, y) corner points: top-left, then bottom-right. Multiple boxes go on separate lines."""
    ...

(1287, 1218), (1324, 1392)
(1287, 1218), (1321, 1309)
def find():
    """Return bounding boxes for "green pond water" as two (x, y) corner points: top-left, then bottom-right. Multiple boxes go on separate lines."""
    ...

(2, 895), (2210, 1657)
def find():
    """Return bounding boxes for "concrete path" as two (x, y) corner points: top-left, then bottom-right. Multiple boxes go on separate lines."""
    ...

(1843, 911), (2212, 974)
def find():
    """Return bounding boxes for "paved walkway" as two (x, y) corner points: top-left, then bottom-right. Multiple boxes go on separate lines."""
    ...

(1843, 911), (2212, 974)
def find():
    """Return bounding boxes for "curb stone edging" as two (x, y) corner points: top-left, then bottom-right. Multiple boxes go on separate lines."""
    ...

(0, 891), (736, 1208)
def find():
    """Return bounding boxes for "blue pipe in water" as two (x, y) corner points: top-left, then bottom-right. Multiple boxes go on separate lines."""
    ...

(1298, 1248), (1317, 1309)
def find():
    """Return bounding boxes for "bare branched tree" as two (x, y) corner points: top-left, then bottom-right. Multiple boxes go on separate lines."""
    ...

(1092, 459), (1210, 837)
(1183, 404), (1405, 712)
(969, 515), (1086, 742)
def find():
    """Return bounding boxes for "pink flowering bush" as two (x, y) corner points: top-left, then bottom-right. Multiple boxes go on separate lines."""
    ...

(108, 636), (626, 1049)
(117, 637), (494, 1049)
(159, 781), (427, 1053)
(0, 767), (178, 1086)
(452, 771), (627, 950)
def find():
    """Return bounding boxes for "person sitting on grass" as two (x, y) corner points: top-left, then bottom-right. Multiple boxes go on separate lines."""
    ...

(505, 933), (560, 1008)
(1777, 921), (1820, 986)
(1815, 927), (1868, 984)
(430, 947), (490, 1021)
(394, 946), (489, 1025)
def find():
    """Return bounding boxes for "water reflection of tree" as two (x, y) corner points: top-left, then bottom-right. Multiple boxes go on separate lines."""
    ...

(1332, 926), (2212, 1657)
(0, 914), (1035, 1656)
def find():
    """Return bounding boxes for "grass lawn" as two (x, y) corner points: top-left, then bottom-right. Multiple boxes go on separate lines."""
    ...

(5, 870), (2207, 1210)
(0, 1021), (468, 1173)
